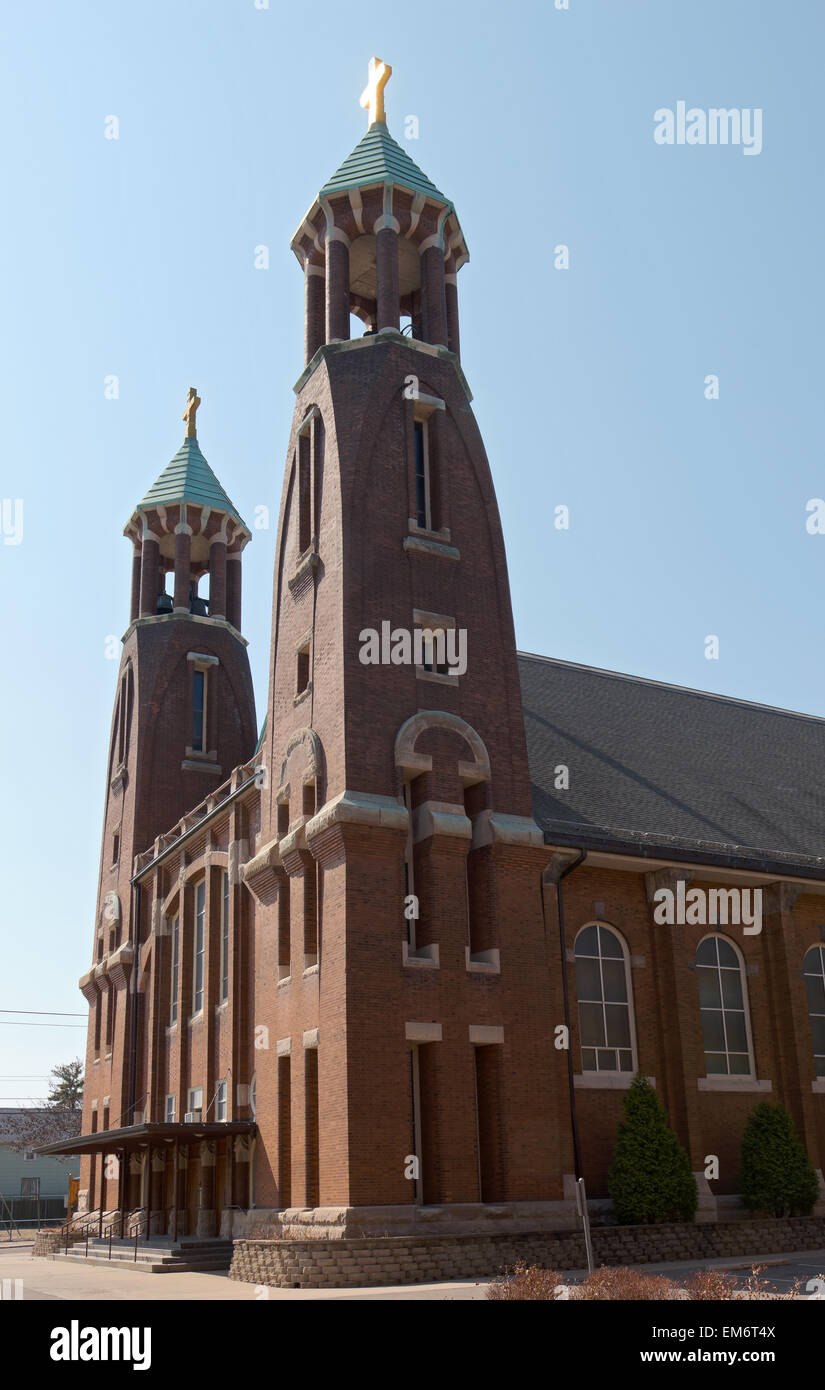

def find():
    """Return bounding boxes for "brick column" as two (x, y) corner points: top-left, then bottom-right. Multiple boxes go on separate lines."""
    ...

(149, 1149), (165, 1234)
(376, 224), (400, 330)
(130, 544), (142, 622)
(761, 883), (819, 1155)
(232, 1134), (252, 1207)
(417, 1026), (479, 1203)
(304, 814), (408, 1208)
(305, 263), (326, 363)
(325, 234), (350, 343)
(445, 274), (460, 358)
(139, 535), (160, 617)
(410, 804), (471, 962)
(226, 552), (242, 631)
(209, 539), (227, 619)
(644, 870), (712, 1212)
(173, 524), (192, 613)
(197, 1140), (216, 1237)
(420, 243), (447, 347)
(126, 1151), (143, 1212)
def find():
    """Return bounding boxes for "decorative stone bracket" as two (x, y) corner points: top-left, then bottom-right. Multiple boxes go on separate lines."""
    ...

(241, 838), (284, 906)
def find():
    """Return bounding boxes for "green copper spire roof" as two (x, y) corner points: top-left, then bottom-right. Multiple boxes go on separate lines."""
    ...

(319, 120), (448, 202)
(137, 437), (247, 530)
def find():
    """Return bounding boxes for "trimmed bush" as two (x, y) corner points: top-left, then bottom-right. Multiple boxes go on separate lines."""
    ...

(608, 1073), (697, 1224)
(740, 1102), (819, 1218)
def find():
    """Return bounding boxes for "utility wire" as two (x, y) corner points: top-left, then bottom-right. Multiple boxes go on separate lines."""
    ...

(0, 1022), (87, 1029)
(0, 1010), (87, 1018)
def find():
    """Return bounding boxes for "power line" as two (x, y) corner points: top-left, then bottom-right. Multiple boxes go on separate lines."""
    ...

(0, 1024), (86, 1031)
(0, 1010), (87, 1018)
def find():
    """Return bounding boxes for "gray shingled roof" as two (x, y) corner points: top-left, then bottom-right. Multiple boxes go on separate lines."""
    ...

(518, 652), (825, 875)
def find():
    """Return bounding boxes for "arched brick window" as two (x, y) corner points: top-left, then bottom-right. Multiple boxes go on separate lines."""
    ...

(574, 923), (636, 1074)
(695, 934), (754, 1077)
(803, 945), (825, 1078)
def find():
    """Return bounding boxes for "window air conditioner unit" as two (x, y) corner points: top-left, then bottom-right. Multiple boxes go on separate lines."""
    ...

(184, 1109), (202, 1123)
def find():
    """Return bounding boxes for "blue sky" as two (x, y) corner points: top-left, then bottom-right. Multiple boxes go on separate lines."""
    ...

(1, 0), (822, 1096)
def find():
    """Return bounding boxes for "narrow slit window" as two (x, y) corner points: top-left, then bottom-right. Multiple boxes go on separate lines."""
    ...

(297, 644), (310, 695)
(193, 881), (205, 1014)
(170, 915), (179, 1025)
(220, 871), (229, 1003)
(414, 419), (431, 531)
(298, 433), (312, 554)
(417, 626), (449, 675)
(192, 669), (205, 751)
(803, 945), (825, 1078)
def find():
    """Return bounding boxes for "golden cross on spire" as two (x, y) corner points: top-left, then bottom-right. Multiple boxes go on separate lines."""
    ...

(360, 56), (392, 127)
(182, 386), (201, 439)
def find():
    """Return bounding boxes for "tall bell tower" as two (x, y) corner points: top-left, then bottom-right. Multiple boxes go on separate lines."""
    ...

(245, 62), (568, 1231)
(77, 392), (257, 1207)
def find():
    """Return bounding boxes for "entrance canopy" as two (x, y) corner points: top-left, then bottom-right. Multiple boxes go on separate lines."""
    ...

(35, 1120), (256, 1158)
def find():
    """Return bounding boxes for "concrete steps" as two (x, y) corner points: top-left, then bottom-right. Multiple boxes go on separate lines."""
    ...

(47, 1237), (233, 1274)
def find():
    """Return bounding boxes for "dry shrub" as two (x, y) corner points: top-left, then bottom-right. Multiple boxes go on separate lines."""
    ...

(683, 1268), (738, 1300)
(737, 1264), (784, 1299)
(575, 1266), (681, 1301)
(487, 1259), (813, 1302)
(487, 1262), (566, 1300)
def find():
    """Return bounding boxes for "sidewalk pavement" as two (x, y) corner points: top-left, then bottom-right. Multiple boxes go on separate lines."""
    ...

(1, 1240), (823, 1302)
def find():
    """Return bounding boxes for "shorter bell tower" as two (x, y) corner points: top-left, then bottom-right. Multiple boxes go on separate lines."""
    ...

(77, 390), (257, 1186)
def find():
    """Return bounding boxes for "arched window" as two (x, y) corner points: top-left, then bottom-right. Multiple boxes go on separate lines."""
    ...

(803, 945), (825, 1078)
(574, 924), (635, 1074)
(695, 935), (753, 1076)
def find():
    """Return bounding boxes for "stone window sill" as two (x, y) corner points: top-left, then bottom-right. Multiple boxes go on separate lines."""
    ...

(574, 1073), (652, 1090)
(466, 948), (500, 974)
(697, 1076), (772, 1092)
(293, 686), (311, 708)
(415, 666), (459, 687)
(403, 534), (460, 563)
(277, 974), (291, 989)
(812, 1078), (825, 1093)
(402, 941), (439, 969)
(408, 520), (451, 545)
(182, 757), (221, 774)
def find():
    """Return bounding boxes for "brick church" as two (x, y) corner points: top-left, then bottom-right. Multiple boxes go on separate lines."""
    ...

(46, 60), (825, 1245)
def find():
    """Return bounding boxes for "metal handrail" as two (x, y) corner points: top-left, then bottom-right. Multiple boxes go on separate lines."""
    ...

(126, 1209), (149, 1262)
(57, 1208), (100, 1254)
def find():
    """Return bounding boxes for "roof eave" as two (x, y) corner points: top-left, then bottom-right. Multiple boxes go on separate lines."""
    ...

(538, 824), (825, 882)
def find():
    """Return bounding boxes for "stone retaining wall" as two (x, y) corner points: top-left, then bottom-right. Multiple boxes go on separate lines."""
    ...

(32, 1229), (83, 1256)
(229, 1216), (825, 1289)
